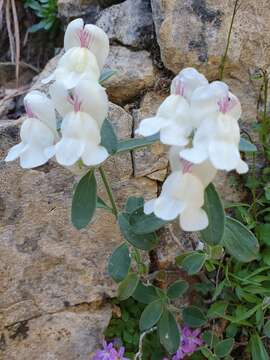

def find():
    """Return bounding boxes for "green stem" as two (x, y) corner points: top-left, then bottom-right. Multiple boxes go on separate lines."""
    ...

(99, 166), (118, 218)
(219, 0), (240, 80)
(262, 72), (269, 150)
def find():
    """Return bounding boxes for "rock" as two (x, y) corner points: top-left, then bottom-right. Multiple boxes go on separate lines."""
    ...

(132, 91), (168, 178)
(96, 0), (154, 49)
(104, 46), (156, 103)
(57, 0), (125, 21)
(1, 305), (112, 359)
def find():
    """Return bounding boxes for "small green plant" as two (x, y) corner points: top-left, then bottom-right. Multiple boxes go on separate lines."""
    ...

(24, 0), (58, 33)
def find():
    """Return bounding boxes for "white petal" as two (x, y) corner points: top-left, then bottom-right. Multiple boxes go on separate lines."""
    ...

(180, 173), (205, 208)
(154, 196), (185, 221)
(44, 145), (56, 159)
(136, 116), (169, 137)
(236, 159), (249, 174)
(180, 147), (208, 164)
(160, 125), (189, 146)
(180, 208), (209, 232)
(5, 142), (27, 162)
(81, 144), (108, 166)
(191, 161), (217, 188)
(19, 145), (50, 168)
(64, 18), (84, 51)
(144, 199), (156, 215)
(208, 140), (240, 171)
(20, 119), (55, 147)
(24, 91), (56, 132)
(84, 24), (109, 70)
(158, 95), (189, 119)
(41, 72), (55, 84)
(55, 138), (84, 166)
(75, 78), (108, 127)
(49, 82), (73, 117)
(228, 92), (242, 120)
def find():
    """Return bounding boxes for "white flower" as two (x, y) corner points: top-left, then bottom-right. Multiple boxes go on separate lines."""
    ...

(170, 67), (208, 102)
(136, 94), (192, 146)
(49, 78), (108, 127)
(46, 95), (108, 167)
(180, 83), (248, 173)
(43, 19), (109, 89)
(5, 91), (57, 169)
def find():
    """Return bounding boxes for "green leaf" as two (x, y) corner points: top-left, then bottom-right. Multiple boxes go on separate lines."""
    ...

(99, 68), (117, 83)
(100, 118), (118, 154)
(125, 197), (144, 214)
(182, 306), (207, 328)
(158, 309), (180, 354)
(181, 252), (206, 275)
(117, 133), (160, 153)
(263, 320), (270, 338)
(129, 207), (168, 235)
(226, 323), (238, 338)
(108, 243), (130, 283)
(202, 331), (219, 347)
(207, 301), (228, 319)
(71, 170), (97, 229)
(250, 333), (269, 360)
(201, 184), (225, 245)
(239, 137), (257, 153)
(257, 224), (270, 245)
(214, 338), (234, 357)
(222, 217), (260, 262)
(118, 273), (139, 301)
(139, 299), (164, 331)
(167, 280), (189, 299)
(118, 213), (159, 250)
(132, 281), (159, 304)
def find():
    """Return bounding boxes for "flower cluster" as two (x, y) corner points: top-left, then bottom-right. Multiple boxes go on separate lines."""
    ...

(5, 18), (110, 169)
(172, 326), (203, 359)
(92, 341), (128, 360)
(137, 68), (248, 231)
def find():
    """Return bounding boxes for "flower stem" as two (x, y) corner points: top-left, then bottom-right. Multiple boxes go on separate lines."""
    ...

(219, 0), (240, 80)
(99, 166), (118, 218)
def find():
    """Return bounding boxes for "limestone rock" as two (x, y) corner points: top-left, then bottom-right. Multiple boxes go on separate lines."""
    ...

(1, 305), (111, 359)
(132, 91), (168, 178)
(104, 46), (155, 103)
(96, 0), (154, 49)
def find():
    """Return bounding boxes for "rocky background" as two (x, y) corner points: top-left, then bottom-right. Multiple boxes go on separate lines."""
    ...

(0, 0), (270, 358)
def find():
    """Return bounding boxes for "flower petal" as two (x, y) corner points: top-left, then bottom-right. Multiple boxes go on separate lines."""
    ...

(55, 138), (84, 166)
(236, 158), (249, 174)
(81, 144), (108, 166)
(160, 125), (189, 146)
(19, 145), (50, 168)
(49, 81), (73, 116)
(5, 142), (27, 162)
(144, 199), (156, 215)
(136, 116), (169, 137)
(180, 147), (208, 164)
(208, 140), (240, 171)
(84, 24), (109, 70)
(64, 18), (84, 51)
(180, 207), (209, 231)
(154, 196), (185, 221)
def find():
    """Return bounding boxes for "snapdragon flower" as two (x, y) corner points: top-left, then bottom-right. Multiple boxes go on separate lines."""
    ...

(43, 19), (109, 89)
(5, 91), (58, 169)
(144, 165), (208, 232)
(180, 83), (248, 173)
(46, 92), (108, 167)
(136, 68), (207, 146)
(49, 78), (108, 128)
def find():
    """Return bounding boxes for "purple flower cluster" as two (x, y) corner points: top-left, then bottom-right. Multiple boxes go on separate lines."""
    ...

(172, 327), (203, 360)
(92, 341), (128, 360)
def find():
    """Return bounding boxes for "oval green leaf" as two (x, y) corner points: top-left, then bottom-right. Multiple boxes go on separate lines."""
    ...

(132, 281), (159, 304)
(129, 207), (168, 235)
(99, 68), (117, 83)
(118, 273), (139, 301)
(183, 306), (207, 328)
(222, 217), (260, 262)
(181, 252), (206, 275)
(201, 184), (225, 245)
(214, 338), (234, 357)
(139, 299), (164, 331)
(167, 280), (189, 299)
(125, 197), (144, 214)
(239, 137), (257, 153)
(158, 309), (180, 354)
(250, 333), (269, 360)
(71, 170), (97, 229)
(117, 133), (160, 153)
(108, 243), (130, 283)
(100, 118), (118, 154)
(118, 213), (159, 250)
